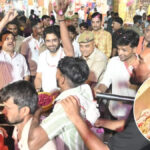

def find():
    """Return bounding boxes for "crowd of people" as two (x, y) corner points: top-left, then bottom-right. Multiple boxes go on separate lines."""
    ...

(0, 0), (150, 149)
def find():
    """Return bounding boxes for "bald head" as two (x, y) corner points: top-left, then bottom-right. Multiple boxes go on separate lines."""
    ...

(130, 48), (150, 85)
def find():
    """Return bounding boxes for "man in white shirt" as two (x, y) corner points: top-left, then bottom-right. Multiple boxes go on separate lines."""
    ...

(78, 6), (85, 24)
(136, 5), (146, 16)
(0, 30), (30, 89)
(95, 30), (139, 119)
(20, 19), (44, 83)
(35, 26), (65, 92)
(34, 15), (74, 92)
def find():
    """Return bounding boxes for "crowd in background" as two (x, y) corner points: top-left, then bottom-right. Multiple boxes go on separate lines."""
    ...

(0, 0), (150, 150)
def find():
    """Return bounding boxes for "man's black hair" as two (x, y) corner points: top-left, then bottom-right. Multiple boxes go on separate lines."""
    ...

(116, 29), (139, 48)
(18, 16), (27, 23)
(91, 12), (102, 21)
(43, 25), (60, 40)
(74, 12), (78, 15)
(79, 22), (88, 29)
(31, 19), (41, 28)
(30, 9), (34, 15)
(7, 19), (19, 31)
(0, 81), (38, 114)
(113, 17), (123, 25)
(57, 57), (89, 87)
(42, 15), (50, 21)
(133, 15), (142, 24)
(0, 30), (15, 42)
(147, 42), (150, 48)
(111, 11), (114, 16)
(67, 25), (77, 35)
(114, 12), (119, 18)
(112, 28), (126, 49)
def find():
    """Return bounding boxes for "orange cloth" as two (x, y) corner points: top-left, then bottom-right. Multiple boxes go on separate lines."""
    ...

(136, 36), (144, 55)
(0, 134), (8, 150)
(28, 0), (33, 5)
(38, 0), (44, 7)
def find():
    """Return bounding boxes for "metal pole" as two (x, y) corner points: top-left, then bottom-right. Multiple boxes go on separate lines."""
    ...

(96, 93), (134, 102)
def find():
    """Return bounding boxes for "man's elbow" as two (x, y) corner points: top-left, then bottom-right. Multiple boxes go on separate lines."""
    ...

(28, 134), (42, 150)
(64, 47), (75, 57)
(28, 140), (37, 150)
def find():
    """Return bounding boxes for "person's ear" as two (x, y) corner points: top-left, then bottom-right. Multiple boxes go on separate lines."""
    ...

(20, 106), (30, 117)
(60, 75), (65, 85)
(32, 26), (37, 34)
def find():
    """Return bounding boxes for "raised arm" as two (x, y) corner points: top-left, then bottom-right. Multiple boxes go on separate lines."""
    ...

(0, 9), (18, 33)
(60, 96), (109, 150)
(53, 0), (74, 56)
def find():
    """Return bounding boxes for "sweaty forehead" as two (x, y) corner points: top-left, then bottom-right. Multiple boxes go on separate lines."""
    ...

(92, 17), (101, 22)
(45, 33), (58, 39)
(2, 33), (14, 41)
(8, 24), (17, 29)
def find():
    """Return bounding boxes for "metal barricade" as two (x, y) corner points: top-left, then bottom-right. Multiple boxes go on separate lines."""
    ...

(96, 93), (134, 103)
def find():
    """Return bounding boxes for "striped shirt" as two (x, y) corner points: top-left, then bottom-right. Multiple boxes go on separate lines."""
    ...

(41, 104), (86, 150)
(41, 84), (99, 150)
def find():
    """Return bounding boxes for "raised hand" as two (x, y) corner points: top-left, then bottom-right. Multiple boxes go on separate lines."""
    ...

(4, 9), (18, 22)
(60, 96), (80, 122)
(0, 9), (18, 33)
(53, 0), (71, 17)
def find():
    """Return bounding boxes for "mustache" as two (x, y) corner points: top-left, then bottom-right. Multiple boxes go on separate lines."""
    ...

(7, 43), (14, 45)
(47, 44), (60, 53)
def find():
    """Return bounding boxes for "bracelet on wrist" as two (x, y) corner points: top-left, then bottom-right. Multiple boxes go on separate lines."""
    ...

(58, 19), (65, 22)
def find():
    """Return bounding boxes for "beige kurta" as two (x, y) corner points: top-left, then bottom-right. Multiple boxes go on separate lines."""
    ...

(83, 48), (108, 84)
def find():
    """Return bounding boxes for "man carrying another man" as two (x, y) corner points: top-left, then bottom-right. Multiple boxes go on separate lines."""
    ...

(60, 46), (150, 150)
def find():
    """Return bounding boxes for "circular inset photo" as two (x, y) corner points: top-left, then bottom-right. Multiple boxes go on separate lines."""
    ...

(134, 78), (150, 141)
